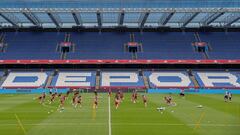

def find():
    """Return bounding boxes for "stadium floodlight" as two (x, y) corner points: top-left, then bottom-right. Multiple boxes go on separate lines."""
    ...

(47, 11), (61, 28)
(0, 13), (19, 28)
(139, 10), (150, 28)
(118, 10), (125, 26)
(159, 12), (174, 26)
(96, 11), (102, 28)
(182, 12), (199, 28)
(72, 12), (82, 26)
(22, 10), (41, 27)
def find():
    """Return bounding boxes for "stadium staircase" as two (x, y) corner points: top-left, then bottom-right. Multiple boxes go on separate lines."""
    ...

(45, 72), (55, 88)
(187, 69), (200, 87)
(142, 74), (150, 89)
(95, 70), (101, 90)
(0, 70), (8, 86)
(0, 33), (7, 53)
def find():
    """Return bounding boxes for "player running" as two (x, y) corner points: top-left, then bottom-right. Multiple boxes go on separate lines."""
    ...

(74, 95), (82, 108)
(115, 95), (121, 109)
(164, 95), (176, 106)
(38, 92), (46, 104)
(228, 92), (232, 102)
(131, 90), (138, 103)
(58, 95), (66, 111)
(142, 95), (147, 107)
(72, 91), (79, 105)
(120, 91), (124, 101)
(224, 91), (229, 102)
(49, 92), (57, 104)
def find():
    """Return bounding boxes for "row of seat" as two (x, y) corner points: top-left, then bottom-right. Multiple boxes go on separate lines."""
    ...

(0, 32), (239, 60)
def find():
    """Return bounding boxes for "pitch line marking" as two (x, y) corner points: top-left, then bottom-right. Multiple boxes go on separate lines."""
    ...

(108, 96), (112, 135)
(194, 111), (205, 130)
(14, 113), (27, 135)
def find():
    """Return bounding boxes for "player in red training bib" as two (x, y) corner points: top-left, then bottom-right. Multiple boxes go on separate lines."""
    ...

(49, 93), (57, 104)
(119, 91), (124, 102)
(72, 91), (79, 105)
(59, 95), (66, 111)
(115, 95), (121, 109)
(131, 90), (138, 103)
(142, 95), (147, 107)
(38, 92), (46, 104)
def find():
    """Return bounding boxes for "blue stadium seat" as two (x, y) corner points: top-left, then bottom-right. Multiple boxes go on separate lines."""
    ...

(136, 32), (203, 59)
(199, 32), (240, 59)
(0, 32), (62, 60)
(0, 32), (239, 60)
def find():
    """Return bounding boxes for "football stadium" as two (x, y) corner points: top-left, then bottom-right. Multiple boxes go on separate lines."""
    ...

(0, 0), (240, 135)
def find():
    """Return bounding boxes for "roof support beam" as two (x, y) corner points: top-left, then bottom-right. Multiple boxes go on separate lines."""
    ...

(72, 12), (82, 26)
(47, 12), (61, 28)
(139, 10), (150, 28)
(159, 12), (174, 26)
(96, 11), (102, 28)
(0, 13), (19, 28)
(182, 12), (199, 27)
(118, 10), (125, 26)
(22, 11), (41, 26)
(225, 14), (240, 27)
(203, 12), (224, 26)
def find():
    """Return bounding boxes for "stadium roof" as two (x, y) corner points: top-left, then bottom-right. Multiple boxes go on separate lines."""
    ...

(1, 0), (240, 29)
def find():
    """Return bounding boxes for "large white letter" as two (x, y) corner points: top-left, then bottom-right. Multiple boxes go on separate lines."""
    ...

(101, 72), (138, 86)
(1, 72), (47, 87)
(148, 72), (191, 87)
(55, 72), (92, 87)
(197, 72), (240, 87)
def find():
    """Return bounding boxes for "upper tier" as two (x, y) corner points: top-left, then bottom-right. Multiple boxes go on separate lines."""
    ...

(0, 32), (239, 60)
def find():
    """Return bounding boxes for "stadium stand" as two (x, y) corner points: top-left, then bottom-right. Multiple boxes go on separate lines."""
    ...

(199, 32), (240, 59)
(0, 32), (62, 60)
(136, 32), (203, 59)
(67, 32), (132, 59)
(0, 32), (240, 60)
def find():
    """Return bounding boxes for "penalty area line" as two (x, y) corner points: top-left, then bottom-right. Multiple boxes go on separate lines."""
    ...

(14, 113), (27, 135)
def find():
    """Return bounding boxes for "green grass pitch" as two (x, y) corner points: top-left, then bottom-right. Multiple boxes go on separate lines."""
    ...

(0, 93), (239, 135)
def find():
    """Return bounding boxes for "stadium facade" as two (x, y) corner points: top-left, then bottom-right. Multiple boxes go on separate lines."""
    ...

(0, 0), (240, 94)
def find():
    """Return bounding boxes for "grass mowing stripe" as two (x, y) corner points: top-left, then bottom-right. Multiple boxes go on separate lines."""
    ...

(14, 113), (26, 135)
(186, 94), (240, 117)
